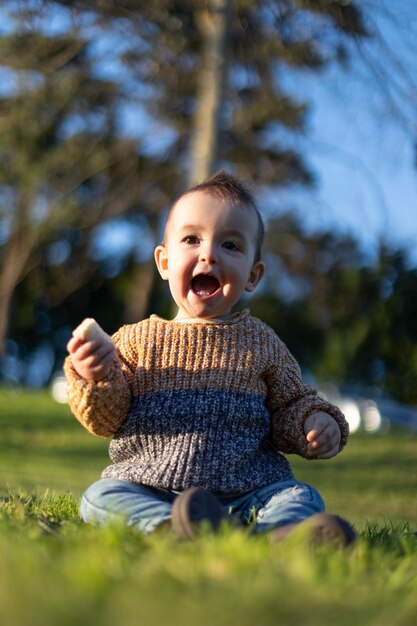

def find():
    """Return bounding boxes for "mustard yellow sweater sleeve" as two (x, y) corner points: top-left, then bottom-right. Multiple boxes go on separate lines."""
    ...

(63, 325), (136, 437)
(266, 332), (349, 457)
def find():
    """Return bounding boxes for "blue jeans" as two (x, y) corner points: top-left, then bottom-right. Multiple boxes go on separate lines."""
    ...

(80, 478), (325, 535)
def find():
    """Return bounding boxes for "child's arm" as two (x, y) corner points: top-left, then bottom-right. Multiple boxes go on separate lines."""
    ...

(64, 319), (133, 437)
(267, 338), (348, 458)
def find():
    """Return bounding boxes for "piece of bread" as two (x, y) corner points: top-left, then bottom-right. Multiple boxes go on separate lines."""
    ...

(72, 318), (109, 342)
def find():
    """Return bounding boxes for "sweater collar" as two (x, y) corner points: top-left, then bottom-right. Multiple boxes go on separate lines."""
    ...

(150, 308), (250, 326)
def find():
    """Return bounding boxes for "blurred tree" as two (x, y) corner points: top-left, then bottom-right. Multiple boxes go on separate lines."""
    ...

(252, 222), (417, 405)
(53, 0), (366, 315)
(188, 0), (230, 184)
(74, 0), (366, 185)
(0, 0), (369, 376)
(252, 212), (370, 372)
(0, 1), (180, 357)
(353, 247), (417, 404)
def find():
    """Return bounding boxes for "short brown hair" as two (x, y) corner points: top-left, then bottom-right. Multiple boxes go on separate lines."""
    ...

(165, 170), (265, 263)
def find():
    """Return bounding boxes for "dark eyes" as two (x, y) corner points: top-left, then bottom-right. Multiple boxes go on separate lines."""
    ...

(182, 236), (241, 251)
(222, 241), (240, 251)
(183, 235), (199, 244)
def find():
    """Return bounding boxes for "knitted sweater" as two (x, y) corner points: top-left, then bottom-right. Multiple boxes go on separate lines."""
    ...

(64, 309), (349, 495)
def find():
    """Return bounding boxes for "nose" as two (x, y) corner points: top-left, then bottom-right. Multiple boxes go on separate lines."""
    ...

(198, 241), (218, 264)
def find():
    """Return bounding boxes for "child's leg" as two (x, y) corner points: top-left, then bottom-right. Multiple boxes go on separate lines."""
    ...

(253, 480), (325, 533)
(223, 479), (325, 533)
(80, 478), (176, 534)
(222, 480), (355, 545)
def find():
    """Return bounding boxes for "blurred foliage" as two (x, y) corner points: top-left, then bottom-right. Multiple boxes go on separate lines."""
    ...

(251, 219), (417, 404)
(0, 0), (367, 342)
(3, 2), (417, 407)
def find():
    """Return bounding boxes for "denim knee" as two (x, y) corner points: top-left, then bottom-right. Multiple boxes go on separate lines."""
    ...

(80, 479), (134, 525)
(79, 478), (174, 533)
(253, 479), (325, 531)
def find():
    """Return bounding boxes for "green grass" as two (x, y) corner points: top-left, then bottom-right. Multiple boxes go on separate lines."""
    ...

(1, 388), (417, 626)
(0, 388), (108, 497)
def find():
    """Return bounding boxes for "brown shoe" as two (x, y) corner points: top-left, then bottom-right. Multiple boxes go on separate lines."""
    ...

(269, 513), (356, 547)
(171, 487), (225, 539)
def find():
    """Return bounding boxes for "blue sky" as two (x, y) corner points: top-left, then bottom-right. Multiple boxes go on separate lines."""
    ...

(279, 2), (417, 266)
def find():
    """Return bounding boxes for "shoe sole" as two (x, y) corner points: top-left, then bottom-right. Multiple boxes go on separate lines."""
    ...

(171, 487), (224, 539)
(270, 513), (356, 547)
(305, 514), (356, 546)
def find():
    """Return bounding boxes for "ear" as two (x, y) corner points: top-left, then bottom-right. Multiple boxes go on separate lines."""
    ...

(154, 245), (169, 280)
(245, 261), (265, 293)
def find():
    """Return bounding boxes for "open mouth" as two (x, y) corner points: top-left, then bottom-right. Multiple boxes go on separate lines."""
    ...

(191, 274), (220, 297)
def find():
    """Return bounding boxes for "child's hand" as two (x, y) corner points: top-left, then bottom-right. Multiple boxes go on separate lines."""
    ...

(67, 319), (115, 382)
(304, 411), (341, 459)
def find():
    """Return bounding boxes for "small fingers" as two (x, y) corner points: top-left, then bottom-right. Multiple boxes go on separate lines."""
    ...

(83, 352), (115, 381)
(304, 411), (334, 440)
(307, 443), (340, 459)
(68, 337), (115, 381)
(307, 424), (340, 458)
(307, 441), (339, 459)
(67, 335), (84, 354)
(308, 422), (338, 445)
(79, 341), (114, 368)
(88, 350), (113, 370)
(313, 443), (341, 460)
(71, 337), (111, 358)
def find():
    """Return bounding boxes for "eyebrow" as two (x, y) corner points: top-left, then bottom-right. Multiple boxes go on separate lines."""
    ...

(177, 224), (201, 232)
(178, 225), (248, 240)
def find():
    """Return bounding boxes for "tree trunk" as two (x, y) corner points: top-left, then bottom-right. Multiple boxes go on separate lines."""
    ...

(123, 260), (156, 324)
(0, 286), (13, 361)
(187, 0), (230, 186)
(0, 231), (35, 358)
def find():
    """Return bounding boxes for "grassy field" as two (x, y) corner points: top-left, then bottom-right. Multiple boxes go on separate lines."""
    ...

(1, 388), (417, 626)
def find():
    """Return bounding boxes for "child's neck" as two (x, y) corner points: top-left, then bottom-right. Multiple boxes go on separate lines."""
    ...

(174, 315), (230, 323)
(173, 309), (232, 323)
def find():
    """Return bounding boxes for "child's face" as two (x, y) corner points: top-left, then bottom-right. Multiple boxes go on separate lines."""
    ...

(154, 191), (265, 320)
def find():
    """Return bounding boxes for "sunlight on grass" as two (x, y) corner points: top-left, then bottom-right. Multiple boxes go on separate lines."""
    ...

(0, 388), (108, 496)
(1, 492), (417, 626)
(1, 389), (417, 626)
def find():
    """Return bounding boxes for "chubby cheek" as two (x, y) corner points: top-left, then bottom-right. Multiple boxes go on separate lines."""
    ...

(226, 266), (251, 291)
(220, 282), (243, 306)
(170, 250), (194, 275)
(170, 274), (192, 301)
(166, 256), (189, 281)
